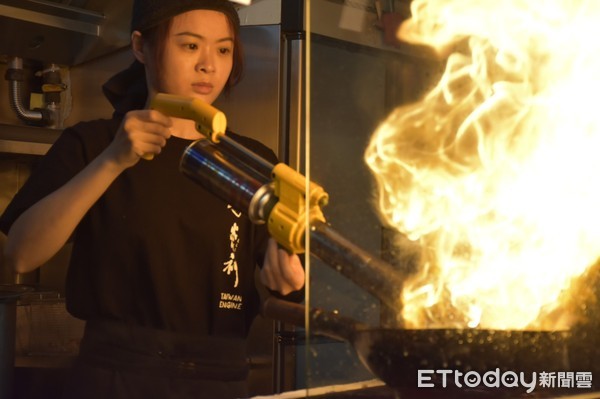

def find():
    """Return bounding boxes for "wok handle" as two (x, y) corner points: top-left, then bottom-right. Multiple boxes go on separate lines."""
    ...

(262, 296), (305, 327)
(262, 297), (366, 343)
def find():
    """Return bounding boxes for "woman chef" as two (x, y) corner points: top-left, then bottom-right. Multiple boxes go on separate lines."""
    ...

(0, 0), (305, 398)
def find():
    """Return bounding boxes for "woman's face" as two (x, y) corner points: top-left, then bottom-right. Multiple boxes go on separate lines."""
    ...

(150, 10), (234, 105)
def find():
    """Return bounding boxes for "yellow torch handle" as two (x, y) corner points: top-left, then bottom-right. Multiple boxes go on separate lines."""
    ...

(150, 93), (227, 143)
(140, 94), (227, 160)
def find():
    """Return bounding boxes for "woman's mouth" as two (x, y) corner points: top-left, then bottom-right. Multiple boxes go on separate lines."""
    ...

(192, 82), (213, 95)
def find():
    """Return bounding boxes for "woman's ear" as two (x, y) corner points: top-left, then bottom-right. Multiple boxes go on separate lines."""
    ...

(131, 31), (145, 64)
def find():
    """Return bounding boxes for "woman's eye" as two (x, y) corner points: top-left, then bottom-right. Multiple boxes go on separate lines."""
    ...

(185, 43), (198, 50)
(219, 47), (232, 55)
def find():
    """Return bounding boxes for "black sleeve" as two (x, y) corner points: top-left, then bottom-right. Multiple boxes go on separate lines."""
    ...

(268, 283), (305, 303)
(0, 128), (87, 235)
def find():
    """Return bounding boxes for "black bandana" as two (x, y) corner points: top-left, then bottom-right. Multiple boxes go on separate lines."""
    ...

(130, 0), (240, 32)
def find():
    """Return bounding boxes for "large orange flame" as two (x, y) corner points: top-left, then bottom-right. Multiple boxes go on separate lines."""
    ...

(365, 0), (600, 330)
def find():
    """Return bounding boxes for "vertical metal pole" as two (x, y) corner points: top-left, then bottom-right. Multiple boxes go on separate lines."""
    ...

(274, 0), (305, 393)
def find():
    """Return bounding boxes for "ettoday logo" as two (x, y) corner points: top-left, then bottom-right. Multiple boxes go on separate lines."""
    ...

(418, 369), (593, 393)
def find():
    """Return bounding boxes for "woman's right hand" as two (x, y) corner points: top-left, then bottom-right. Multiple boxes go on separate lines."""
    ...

(104, 109), (173, 169)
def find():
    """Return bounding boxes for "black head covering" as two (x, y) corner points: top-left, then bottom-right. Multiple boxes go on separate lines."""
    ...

(131, 0), (240, 33)
(102, 60), (148, 116)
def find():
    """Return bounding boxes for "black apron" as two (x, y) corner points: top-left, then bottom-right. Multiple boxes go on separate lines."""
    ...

(62, 319), (250, 399)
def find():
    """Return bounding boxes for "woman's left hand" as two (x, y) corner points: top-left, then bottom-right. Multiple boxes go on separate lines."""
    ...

(260, 238), (305, 296)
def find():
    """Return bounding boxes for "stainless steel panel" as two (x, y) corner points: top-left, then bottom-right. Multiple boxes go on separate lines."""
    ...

(0, 0), (284, 66)
(0, 4), (100, 36)
(214, 25), (282, 154)
(0, 0), (131, 66)
(238, 0), (281, 25)
(280, 36), (304, 168)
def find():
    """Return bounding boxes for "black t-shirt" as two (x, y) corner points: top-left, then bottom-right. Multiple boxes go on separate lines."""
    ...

(0, 117), (278, 338)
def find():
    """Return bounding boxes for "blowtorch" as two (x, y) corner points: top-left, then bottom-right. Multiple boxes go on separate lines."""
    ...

(150, 93), (406, 311)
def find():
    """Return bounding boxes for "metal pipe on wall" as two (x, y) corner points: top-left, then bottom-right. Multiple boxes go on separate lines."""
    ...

(5, 57), (46, 124)
(5, 56), (63, 128)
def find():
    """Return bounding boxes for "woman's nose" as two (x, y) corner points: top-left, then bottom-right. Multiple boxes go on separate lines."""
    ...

(196, 48), (215, 73)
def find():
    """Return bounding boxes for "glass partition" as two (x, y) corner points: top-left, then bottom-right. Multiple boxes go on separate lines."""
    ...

(303, 1), (600, 398)
(302, 0), (442, 393)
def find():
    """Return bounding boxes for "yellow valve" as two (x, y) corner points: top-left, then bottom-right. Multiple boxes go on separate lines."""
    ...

(268, 163), (329, 253)
(41, 83), (66, 93)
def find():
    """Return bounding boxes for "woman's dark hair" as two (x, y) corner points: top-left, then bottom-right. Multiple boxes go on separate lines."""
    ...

(139, 8), (244, 94)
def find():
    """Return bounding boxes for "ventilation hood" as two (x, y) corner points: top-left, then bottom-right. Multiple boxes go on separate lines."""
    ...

(0, 0), (132, 66)
(0, 0), (284, 67)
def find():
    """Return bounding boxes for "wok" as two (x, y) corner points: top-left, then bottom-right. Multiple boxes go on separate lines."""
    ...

(263, 297), (599, 397)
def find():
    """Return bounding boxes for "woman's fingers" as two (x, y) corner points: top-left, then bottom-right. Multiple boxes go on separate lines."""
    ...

(278, 248), (305, 291)
(261, 238), (280, 290)
(260, 238), (305, 295)
(112, 110), (173, 163)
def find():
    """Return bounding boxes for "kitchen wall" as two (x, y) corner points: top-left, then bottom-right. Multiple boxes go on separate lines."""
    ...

(66, 48), (133, 125)
(0, 48), (131, 289)
(0, 49), (134, 399)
